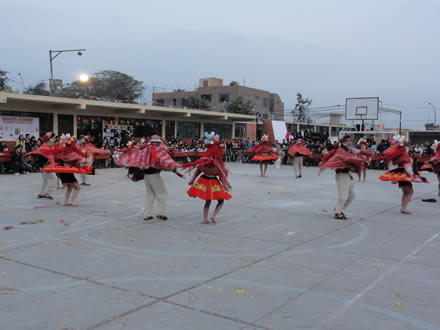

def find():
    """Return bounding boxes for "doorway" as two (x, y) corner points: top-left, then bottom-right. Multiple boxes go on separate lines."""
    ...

(58, 114), (74, 135)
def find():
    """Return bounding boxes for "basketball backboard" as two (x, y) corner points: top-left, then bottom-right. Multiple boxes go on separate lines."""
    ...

(345, 97), (379, 120)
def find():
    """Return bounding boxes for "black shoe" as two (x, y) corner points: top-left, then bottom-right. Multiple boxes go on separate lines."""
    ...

(144, 216), (154, 221)
(156, 215), (168, 220)
(37, 194), (45, 199)
(45, 195), (53, 200)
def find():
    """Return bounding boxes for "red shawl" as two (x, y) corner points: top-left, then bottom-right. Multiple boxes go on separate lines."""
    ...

(428, 149), (440, 173)
(182, 144), (228, 176)
(53, 143), (86, 165)
(83, 143), (110, 156)
(26, 143), (54, 163)
(117, 144), (180, 170)
(374, 145), (411, 167)
(288, 144), (312, 157)
(252, 141), (276, 155)
(319, 147), (364, 173)
(116, 143), (137, 155)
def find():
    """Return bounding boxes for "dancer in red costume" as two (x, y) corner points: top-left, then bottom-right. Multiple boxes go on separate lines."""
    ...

(27, 132), (56, 199)
(251, 134), (278, 177)
(375, 134), (429, 214)
(288, 138), (311, 178)
(427, 140), (440, 196)
(184, 132), (231, 224)
(117, 135), (184, 221)
(320, 135), (369, 220)
(44, 134), (88, 206)
(357, 138), (370, 182)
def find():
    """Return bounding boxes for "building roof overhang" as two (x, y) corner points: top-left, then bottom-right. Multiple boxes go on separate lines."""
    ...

(0, 92), (255, 122)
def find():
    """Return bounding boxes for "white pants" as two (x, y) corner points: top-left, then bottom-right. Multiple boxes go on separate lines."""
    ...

(144, 173), (168, 217)
(335, 172), (355, 214)
(80, 173), (89, 184)
(39, 172), (56, 196)
(293, 156), (303, 177)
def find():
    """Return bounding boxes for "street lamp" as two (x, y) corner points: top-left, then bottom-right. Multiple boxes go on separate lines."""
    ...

(79, 74), (89, 82)
(428, 102), (437, 125)
(49, 48), (86, 95)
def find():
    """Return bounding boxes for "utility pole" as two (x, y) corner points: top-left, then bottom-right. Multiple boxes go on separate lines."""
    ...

(49, 48), (86, 95)
(428, 103), (437, 125)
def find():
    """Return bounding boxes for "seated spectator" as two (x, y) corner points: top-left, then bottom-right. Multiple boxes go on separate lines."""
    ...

(11, 145), (32, 175)
(15, 135), (26, 150)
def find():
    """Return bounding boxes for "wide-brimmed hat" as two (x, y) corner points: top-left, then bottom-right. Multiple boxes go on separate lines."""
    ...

(148, 135), (164, 144)
(42, 132), (54, 142)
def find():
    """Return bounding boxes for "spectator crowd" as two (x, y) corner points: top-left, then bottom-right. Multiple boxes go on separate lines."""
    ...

(1, 130), (438, 175)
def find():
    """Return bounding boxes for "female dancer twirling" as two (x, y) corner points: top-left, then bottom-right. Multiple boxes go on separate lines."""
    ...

(376, 134), (429, 214)
(251, 134), (278, 177)
(184, 132), (231, 224)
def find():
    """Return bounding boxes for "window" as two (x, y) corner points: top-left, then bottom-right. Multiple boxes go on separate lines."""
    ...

(201, 94), (212, 102)
(219, 94), (229, 103)
(234, 123), (246, 138)
(177, 121), (200, 138)
(263, 97), (269, 107)
(172, 98), (177, 107)
(156, 99), (164, 106)
(203, 80), (208, 87)
(204, 123), (232, 139)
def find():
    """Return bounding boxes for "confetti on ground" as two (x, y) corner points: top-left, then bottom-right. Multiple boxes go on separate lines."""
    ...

(234, 288), (247, 295)
(20, 220), (44, 225)
(391, 301), (405, 309)
(367, 263), (384, 268)
(283, 314), (292, 318)
(33, 206), (46, 209)
(60, 220), (65, 223)
(2, 226), (15, 231)
(207, 285), (214, 289)
(0, 286), (19, 294)
(321, 209), (328, 213)
(287, 232), (295, 236)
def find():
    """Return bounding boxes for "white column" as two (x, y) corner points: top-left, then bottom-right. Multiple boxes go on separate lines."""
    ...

(200, 121), (204, 138)
(73, 114), (78, 137)
(161, 119), (166, 139)
(53, 112), (58, 135)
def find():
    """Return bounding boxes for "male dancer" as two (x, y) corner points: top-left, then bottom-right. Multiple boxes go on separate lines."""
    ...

(117, 135), (183, 221)
(288, 138), (311, 178)
(320, 135), (367, 220)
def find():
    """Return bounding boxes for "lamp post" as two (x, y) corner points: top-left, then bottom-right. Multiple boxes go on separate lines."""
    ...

(49, 48), (86, 95)
(428, 103), (437, 125)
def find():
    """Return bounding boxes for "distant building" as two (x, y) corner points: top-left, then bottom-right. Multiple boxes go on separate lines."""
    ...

(152, 77), (285, 120)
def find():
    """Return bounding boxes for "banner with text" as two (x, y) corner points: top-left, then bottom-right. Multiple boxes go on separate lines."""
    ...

(0, 116), (40, 141)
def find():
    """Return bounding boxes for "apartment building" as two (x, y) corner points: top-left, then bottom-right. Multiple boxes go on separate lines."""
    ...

(153, 77), (285, 120)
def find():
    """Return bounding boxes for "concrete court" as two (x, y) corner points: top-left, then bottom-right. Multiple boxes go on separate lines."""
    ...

(0, 163), (439, 330)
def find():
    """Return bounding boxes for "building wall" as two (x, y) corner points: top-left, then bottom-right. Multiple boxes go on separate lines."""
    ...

(152, 78), (284, 119)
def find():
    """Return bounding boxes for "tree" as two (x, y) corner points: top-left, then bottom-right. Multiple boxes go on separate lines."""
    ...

(61, 70), (144, 103)
(0, 70), (12, 92)
(226, 96), (255, 115)
(24, 81), (50, 96)
(182, 96), (210, 109)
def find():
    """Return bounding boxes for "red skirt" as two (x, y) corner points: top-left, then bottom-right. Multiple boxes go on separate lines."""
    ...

(379, 168), (429, 184)
(187, 176), (232, 201)
(251, 154), (278, 162)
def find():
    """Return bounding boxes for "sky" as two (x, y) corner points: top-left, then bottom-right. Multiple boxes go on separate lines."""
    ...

(2, 0), (440, 129)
